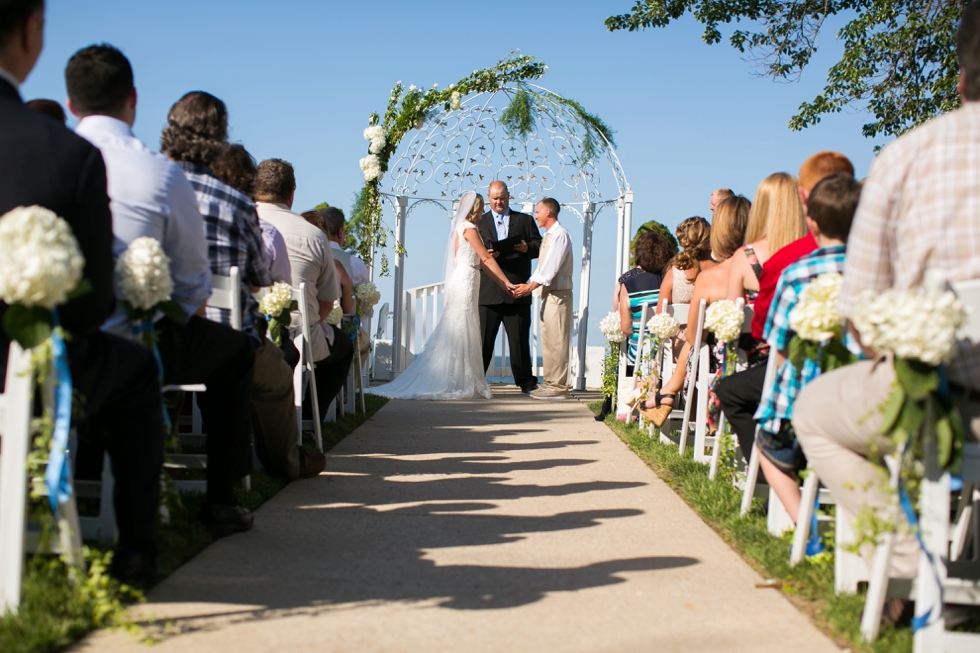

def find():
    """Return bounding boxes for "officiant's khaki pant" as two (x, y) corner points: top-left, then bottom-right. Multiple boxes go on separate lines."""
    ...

(793, 353), (980, 579)
(540, 289), (573, 391)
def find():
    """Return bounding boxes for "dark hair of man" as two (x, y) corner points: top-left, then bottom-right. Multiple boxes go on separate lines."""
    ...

(958, 1), (980, 101)
(64, 44), (133, 116)
(160, 91), (228, 166)
(26, 98), (65, 123)
(317, 207), (345, 239)
(539, 197), (560, 218)
(253, 158), (296, 204)
(211, 144), (257, 198)
(0, 0), (43, 45)
(806, 172), (861, 242)
(300, 210), (324, 233)
(634, 232), (674, 275)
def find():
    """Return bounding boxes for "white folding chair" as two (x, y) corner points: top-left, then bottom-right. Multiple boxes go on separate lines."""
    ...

(0, 342), (84, 614)
(740, 346), (780, 517)
(677, 300), (707, 456)
(341, 315), (366, 415)
(631, 301), (655, 431)
(653, 303), (690, 444)
(293, 283), (323, 451)
(861, 278), (980, 645)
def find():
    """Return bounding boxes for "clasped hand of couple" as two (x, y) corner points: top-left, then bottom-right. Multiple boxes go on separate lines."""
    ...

(505, 281), (533, 298)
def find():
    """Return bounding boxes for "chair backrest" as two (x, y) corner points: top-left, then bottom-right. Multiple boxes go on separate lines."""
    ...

(376, 302), (390, 339)
(208, 266), (242, 331)
(952, 278), (980, 342)
(666, 303), (691, 327)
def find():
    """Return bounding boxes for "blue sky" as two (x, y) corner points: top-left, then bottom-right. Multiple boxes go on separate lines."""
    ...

(22, 0), (886, 346)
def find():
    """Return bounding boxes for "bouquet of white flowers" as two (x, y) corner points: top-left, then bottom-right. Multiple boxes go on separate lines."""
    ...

(325, 303), (343, 326)
(363, 125), (386, 155)
(786, 273), (854, 375)
(850, 283), (969, 470)
(646, 313), (680, 339)
(705, 300), (743, 343)
(599, 311), (626, 343)
(115, 237), (183, 353)
(354, 280), (381, 314)
(0, 205), (86, 347)
(259, 281), (297, 346)
(450, 91), (462, 111)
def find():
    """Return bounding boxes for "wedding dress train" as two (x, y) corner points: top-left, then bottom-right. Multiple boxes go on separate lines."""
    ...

(367, 221), (491, 400)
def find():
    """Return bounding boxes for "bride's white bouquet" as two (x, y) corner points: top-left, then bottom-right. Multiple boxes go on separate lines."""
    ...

(354, 281), (381, 315)
(850, 281), (968, 470)
(646, 312), (680, 339)
(599, 311), (626, 343)
(259, 281), (297, 346)
(705, 300), (743, 343)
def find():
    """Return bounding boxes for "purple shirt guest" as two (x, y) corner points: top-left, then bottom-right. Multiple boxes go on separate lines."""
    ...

(259, 217), (291, 283)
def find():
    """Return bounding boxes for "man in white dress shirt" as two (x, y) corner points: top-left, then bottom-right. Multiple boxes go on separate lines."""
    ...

(513, 198), (573, 399)
(254, 160), (353, 413)
(319, 207), (372, 370)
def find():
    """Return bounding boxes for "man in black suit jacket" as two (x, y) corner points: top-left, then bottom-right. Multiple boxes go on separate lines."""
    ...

(0, 1), (165, 584)
(478, 181), (542, 392)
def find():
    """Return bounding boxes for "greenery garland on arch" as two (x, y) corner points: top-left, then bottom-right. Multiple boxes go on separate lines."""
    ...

(349, 51), (616, 277)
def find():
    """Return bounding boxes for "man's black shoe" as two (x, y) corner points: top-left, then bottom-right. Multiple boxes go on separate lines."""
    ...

(201, 503), (254, 537)
(110, 547), (159, 589)
(521, 384), (539, 394)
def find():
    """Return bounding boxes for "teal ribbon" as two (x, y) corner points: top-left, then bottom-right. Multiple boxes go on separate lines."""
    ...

(133, 320), (172, 433)
(45, 310), (74, 514)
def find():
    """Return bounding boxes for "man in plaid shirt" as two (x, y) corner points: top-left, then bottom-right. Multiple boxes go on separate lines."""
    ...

(794, 5), (980, 595)
(753, 173), (860, 524)
(162, 92), (326, 489)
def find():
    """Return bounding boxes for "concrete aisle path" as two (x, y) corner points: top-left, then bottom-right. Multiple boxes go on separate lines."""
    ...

(76, 387), (840, 653)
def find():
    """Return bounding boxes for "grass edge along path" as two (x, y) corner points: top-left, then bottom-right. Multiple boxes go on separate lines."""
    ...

(585, 400), (912, 653)
(0, 394), (389, 653)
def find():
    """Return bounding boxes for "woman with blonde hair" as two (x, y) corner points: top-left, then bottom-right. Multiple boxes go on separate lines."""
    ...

(657, 216), (714, 312)
(638, 196), (751, 425)
(727, 172), (806, 302)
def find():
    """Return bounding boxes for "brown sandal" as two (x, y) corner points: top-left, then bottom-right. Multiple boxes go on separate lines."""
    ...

(637, 393), (676, 427)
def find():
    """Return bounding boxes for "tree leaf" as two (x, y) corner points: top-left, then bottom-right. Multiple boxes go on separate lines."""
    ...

(4, 304), (54, 349)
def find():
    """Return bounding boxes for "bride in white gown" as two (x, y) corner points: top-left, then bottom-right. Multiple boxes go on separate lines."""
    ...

(367, 191), (515, 400)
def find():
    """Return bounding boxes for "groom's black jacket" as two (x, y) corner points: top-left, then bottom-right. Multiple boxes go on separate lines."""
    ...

(477, 209), (542, 306)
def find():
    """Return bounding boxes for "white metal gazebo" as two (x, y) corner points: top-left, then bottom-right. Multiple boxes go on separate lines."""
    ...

(374, 83), (634, 391)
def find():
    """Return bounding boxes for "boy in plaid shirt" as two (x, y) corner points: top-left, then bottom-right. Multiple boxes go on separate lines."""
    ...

(753, 173), (862, 523)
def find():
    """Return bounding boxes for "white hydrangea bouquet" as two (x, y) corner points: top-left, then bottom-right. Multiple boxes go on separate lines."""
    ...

(115, 237), (182, 348)
(850, 281), (969, 470)
(258, 281), (297, 346)
(354, 280), (381, 315)
(325, 303), (343, 326)
(704, 300), (743, 343)
(787, 273), (855, 377)
(0, 206), (87, 348)
(647, 312), (680, 340)
(599, 311), (626, 343)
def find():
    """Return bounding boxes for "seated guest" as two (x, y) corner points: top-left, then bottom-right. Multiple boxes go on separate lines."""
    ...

(709, 187), (733, 216)
(794, 3), (980, 612)
(726, 172), (806, 303)
(159, 91), (325, 481)
(301, 209), (353, 315)
(753, 173), (860, 522)
(715, 151), (855, 463)
(318, 207), (372, 370)
(67, 48), (256, 535)
(1, 6), (164, 585)
(657, 217), (714, 314)
(638, 196), (751, 425)
(619, 232), (674, 366)
(26, 97), (64, 123)
(212, 143), (292, 284)
(253, 159), (354, 414)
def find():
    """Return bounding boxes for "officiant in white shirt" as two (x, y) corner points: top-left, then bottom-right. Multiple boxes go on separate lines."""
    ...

(512, 198), (573, 400)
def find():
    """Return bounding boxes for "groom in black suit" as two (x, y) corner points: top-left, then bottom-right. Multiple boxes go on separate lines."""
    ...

(478, 181), (542, 393)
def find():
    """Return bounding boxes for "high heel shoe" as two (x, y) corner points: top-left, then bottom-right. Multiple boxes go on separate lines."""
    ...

(637, 392), (676, 427)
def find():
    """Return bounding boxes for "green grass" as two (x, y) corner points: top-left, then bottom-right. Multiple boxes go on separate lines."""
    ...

(0, 394), (389, 653)
(588, 401), (912, 653)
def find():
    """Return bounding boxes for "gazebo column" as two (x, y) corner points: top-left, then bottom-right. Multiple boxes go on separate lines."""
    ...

(574, 201), (596, 391)
(391, 195), (408, 376)
(621, 190), (634, 274)
(614, 196), (625, 283)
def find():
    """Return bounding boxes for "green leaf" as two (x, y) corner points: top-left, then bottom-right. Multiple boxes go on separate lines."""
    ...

(879, 385), (906, 436)
(4, 304), (54, 349)
(894, 357), (939, 401)
(934, 400), (954, 470)
(269, 321), (283, 347)
(892, 397), (925, 447)
(788, 336), (807, 370)
(821, 338), (855, 372)
(66, 279), (92, 300)
(156, 301), (187, 325)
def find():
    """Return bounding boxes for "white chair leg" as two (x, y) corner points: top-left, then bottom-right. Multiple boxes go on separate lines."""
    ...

(709, 412), (725, 480)
(913, 456), (951, 651)
(861, 454), (903, 643)
(740, 441), (761, 516)
(835, 508), (869, 594)
(791, 470), (820, 566)
(767, 488), (794, 536)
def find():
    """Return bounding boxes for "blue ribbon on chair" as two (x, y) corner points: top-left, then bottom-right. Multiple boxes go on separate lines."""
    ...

(133, 320), (172, 433)
(45, 310), (74, 514)
(806, 492), (825, 557)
